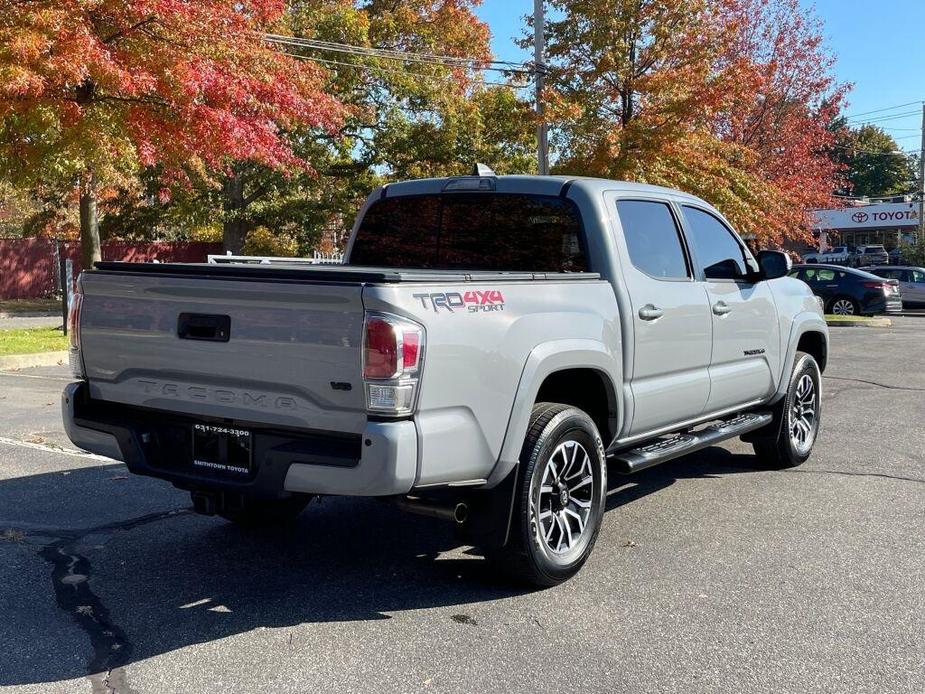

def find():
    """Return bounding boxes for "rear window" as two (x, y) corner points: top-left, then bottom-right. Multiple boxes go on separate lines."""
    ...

(349, 193), (587, 272)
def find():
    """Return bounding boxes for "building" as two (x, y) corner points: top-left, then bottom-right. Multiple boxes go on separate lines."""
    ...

(811, 199), (920, 251)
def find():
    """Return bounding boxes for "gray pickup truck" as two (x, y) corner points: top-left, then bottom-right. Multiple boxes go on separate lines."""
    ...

(63, 173), (828, 586)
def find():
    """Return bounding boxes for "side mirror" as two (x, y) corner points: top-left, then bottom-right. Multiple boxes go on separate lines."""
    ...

(756, 250), (791, 280)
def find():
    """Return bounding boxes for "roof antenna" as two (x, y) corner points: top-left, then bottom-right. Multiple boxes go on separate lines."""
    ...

(471, 163), (496, 177)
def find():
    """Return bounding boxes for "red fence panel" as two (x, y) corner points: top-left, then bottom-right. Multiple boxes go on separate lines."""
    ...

(0, 239), (222, 300)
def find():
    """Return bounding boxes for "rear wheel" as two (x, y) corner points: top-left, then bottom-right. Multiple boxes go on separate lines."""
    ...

(488, 403), (607, 587)
(211, 494), (313, 527)
(828, 296), (858, 316)
(751, 351), (821, 469)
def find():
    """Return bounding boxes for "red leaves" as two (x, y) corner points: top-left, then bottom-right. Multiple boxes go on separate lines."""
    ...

(0, 0), (343, 179)
(546, 0), (847, 247)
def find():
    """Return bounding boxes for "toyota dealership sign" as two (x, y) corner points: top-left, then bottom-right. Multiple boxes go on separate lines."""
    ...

(812, 202), (920, 230)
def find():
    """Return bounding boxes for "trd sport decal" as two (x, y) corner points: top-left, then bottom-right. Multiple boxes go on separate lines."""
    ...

(412, 290), (505, 313)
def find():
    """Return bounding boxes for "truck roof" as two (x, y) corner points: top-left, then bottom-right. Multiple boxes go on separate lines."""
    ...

(380, 174), (712, 208)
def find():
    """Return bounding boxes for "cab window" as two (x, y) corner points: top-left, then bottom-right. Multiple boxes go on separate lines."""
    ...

(681, 206), (755, 280)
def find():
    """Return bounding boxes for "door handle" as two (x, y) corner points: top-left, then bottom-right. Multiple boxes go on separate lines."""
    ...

(638, 304), (663, 321)
(712, 301), (731, 316)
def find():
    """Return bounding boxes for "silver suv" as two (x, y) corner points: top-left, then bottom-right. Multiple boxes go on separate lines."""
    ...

(853, 245), (889, 267)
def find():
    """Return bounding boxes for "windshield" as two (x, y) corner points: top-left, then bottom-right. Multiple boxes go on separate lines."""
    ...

(349, 193), (588, 272)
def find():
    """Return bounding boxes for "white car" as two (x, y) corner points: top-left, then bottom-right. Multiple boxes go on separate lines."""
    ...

(867, 266), (925, 305)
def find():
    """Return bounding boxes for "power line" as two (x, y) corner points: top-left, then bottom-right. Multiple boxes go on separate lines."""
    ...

(848, 110), (921, 125)
(281, 51), (531, 89)
(264, 34), (532, 75)
(844, 100), (922, 119)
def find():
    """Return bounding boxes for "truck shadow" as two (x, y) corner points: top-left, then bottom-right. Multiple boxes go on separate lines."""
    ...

(605, 446), (764, 511)
(0, 446), (762, 686)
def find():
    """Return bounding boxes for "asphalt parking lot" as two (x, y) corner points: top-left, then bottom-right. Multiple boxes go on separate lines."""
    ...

(1, 319), (923, 694)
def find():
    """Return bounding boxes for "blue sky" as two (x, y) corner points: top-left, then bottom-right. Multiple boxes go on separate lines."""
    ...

(475, 0), (925, 154)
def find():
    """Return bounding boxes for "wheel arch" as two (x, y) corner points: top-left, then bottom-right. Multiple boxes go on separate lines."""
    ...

(773, 314), (829, 401)
(486, 339), (622, 487)
(796, 330), (828, 372)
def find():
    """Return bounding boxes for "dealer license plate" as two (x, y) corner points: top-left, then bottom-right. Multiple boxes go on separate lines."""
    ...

(192, 424), (252, 475)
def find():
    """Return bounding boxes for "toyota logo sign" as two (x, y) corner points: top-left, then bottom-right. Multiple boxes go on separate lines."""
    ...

(851, 211), (869, 223)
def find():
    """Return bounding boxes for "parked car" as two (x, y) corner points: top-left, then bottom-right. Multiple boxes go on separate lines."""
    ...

(801, 246), (849, 264)
(866, 266), (925, 306)
(789, 264), (903, 315)
(850, 244), (889, 267)
(63, 173), (828, 587)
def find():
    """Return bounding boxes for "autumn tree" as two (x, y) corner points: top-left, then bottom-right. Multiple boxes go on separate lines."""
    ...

(0, 0), (343, 264)
(209, 0), (534, 249)
(543, 0), (846, 246)
(97, 0), (533, 254)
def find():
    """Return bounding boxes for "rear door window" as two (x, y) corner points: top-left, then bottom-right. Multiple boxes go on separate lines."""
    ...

(616, 200), (690, 279)
(350, 193), (587, 272)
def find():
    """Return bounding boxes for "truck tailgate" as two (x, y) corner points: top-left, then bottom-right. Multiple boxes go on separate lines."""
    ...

(78, 270), (368, 434)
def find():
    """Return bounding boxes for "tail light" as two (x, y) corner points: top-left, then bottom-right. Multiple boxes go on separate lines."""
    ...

(362, 312), (425, 415)
(862, 281), (893, 294)
(67, 285), (85, 379)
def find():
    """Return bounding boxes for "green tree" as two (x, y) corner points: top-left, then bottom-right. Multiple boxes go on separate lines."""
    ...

(838, 125), (917, 198)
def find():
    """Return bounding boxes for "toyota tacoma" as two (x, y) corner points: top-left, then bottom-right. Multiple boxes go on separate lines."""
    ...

(63, 172), (828, 586)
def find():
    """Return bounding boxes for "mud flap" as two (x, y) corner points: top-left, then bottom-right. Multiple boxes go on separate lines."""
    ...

(458, 463), (520, 549)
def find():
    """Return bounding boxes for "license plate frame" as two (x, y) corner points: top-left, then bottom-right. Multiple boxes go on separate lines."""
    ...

(191, 424), (253, 476)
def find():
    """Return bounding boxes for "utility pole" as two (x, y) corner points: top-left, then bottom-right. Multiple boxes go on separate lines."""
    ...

(918, 102), (925, 241)
(533, 0), (549, 175)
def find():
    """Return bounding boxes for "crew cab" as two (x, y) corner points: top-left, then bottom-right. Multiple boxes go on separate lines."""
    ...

(63, 173), (828, 586)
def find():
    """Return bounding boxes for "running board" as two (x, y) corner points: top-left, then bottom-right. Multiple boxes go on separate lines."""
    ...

(610, 411), (773, 474)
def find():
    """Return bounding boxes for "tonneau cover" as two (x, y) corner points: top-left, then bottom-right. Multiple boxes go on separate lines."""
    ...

(92, 261), (601, 284)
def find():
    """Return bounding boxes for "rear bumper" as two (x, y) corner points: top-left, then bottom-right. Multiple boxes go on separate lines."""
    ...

(861, 296), (903, 314)
(62, 382), (417, 497)
(883, 298), (904, 314)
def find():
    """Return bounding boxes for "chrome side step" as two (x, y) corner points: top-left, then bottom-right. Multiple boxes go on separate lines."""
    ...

(610, 411), (773, 474)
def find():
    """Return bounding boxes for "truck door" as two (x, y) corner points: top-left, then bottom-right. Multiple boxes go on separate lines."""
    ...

(612, 199), (713, 436)
(679, 205), (780, 412)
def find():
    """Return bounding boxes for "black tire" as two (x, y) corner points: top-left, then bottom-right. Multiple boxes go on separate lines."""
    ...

(827, 296), (858, 316)
(214, 494), (312, 527)
(751, 351), (821, 469)
(489, 403), (607, 587)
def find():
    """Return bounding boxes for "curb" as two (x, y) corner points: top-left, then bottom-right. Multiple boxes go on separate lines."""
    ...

(826, 318), (892, 328)
(0, 312), (60, 320)
(0, 351), (68, 371)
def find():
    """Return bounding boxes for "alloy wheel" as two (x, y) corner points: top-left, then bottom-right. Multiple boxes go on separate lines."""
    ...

(831, 299), (855, 315)
(532, 440), (595, 554)
(789, 373), (818, 455)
